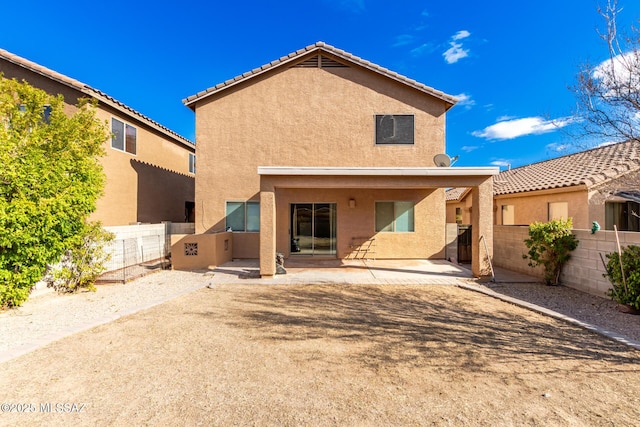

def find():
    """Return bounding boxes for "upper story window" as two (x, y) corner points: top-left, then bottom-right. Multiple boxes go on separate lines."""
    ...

(189, 153), (196, 174)
(375, 114), (414, 145)
(111, 118), (137, 155)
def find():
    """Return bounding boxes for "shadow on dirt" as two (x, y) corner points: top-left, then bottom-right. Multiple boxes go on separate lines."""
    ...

(220, 284), (639, 373)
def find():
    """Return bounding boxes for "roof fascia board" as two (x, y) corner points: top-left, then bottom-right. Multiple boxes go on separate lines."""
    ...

(258, 166), (500, 177)
(493, 184), (588, 199)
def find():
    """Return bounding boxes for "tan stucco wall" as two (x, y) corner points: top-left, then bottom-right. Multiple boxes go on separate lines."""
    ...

(446, 196), (472, 224)
(493, 187), (589, 228)
(271, 187), (445, 260)
(171, 232), (232, 270)
(91, 107), (195, 225)
(1, 59), (195, 226)
(193, 64), (449, 258)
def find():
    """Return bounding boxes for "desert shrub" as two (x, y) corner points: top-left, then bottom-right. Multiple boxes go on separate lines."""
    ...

(604, 244), (640, 310)
(523, 218), (579, 285)
(44, 224), (114, 293)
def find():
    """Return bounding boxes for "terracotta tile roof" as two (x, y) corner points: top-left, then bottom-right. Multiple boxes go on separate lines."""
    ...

(445, 187), (470, 201)
(0, 48), (194, 150)
(183, 41), (458, 109)
(494, 140), (640, 196)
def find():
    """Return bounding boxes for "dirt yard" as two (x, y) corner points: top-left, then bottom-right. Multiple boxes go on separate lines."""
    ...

(1, 283), (639, 426)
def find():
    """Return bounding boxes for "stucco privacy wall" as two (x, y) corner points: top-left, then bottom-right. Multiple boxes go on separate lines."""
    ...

(493, 225), (640, 296)
(170, 232), (233, 270)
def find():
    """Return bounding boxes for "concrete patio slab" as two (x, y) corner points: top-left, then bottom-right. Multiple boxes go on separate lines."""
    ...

(209, 258), (474, 285)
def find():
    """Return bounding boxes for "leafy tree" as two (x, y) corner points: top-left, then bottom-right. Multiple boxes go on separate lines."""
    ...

(0, 76), (108, 307)
(572, 0), (640, 143)
(523, 219), (579, 286)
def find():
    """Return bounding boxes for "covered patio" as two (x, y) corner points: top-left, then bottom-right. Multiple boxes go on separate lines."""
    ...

(258, 166), (499, 278)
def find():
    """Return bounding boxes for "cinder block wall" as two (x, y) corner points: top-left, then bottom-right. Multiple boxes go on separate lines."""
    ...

(494, 225), (640, 297)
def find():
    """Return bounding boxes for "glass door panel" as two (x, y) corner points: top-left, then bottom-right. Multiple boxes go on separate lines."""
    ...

(291, 203), (336, 256)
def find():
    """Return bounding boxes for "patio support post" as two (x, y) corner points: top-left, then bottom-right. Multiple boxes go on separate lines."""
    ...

(471, 177), (494, 277)
(259, 184), (276, 277)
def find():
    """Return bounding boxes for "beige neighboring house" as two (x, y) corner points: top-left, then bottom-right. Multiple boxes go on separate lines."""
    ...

(0, 48), (196, 226)
(181, 42), (499, 277)
(446, 140), (640, 230)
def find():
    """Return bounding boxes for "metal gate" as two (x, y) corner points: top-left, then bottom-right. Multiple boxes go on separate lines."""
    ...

(457, 225), (472, 263)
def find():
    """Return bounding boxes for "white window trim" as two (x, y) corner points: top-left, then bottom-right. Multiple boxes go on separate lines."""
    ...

(111, 117), (137, 155)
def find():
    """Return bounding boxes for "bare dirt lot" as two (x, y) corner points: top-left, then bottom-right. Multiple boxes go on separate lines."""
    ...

(1, 283), (639, 426)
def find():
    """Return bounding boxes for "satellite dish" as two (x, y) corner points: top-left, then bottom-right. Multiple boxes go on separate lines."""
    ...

(433, 153), (451, 167)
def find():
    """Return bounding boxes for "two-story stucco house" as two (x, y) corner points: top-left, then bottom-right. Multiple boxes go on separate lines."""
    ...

(182, 42), (498, 277)
(0, 48), (196, 226)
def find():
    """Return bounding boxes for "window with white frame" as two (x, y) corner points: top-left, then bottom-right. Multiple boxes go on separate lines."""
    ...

(226, 201), (260, 232)
(375, 114), (414, 145)
(375, 201), (415, 232)
(189, 153), (196, 174)
(111, 118), (137, 155)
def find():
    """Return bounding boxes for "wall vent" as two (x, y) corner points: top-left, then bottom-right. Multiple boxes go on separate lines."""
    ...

(294, 55), (348, 68)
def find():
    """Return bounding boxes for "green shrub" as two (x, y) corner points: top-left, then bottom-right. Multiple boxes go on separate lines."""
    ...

(0, 76), (107, 307)
(604, 244), (640, 310)
(523, 218), (579, 285)
(44, 224), (114, 293)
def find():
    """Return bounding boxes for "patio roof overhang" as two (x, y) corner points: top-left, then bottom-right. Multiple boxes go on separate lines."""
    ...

(258, 166), (500, 177)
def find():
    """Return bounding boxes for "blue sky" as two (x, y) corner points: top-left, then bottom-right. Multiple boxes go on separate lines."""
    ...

(3, 0), (640, 168)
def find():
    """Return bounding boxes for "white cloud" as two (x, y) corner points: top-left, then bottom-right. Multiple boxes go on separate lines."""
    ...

(452, 30), (471, 41)
(472, 116), (573, 140)
(453, 93), (475, 108)
(461, 145), (479, 152)
(443, 42), (469, 64)
(443, 30), (471, 64)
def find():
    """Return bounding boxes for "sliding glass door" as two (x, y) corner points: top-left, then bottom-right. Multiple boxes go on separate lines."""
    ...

(290, 203), (336, 255)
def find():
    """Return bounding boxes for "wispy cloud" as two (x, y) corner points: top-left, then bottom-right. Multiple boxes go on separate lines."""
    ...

(491, 160), (511, 168)
(461, 145), (479, 152)
(410, 43), (436, 57)
(393, 34), (414, 47)
(472, 116), (574, 140)
(546, 142), (571, 152)
(453, 93), (475, 109)
(443, 30), (471, 64)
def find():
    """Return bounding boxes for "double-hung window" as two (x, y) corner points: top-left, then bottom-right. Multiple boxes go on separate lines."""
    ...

(226, 201), (260, 232)
(375, 114), (414, 145)
(375, 201), (415, 232)
(111, 118), (137, 155)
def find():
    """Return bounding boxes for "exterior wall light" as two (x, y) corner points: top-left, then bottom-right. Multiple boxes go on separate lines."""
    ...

(349, 199), (356, 208)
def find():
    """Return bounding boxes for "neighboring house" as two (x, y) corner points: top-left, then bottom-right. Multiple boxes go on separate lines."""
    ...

(445, 187), (472, 225)
(0, 48), (196, 226)
(446, 140), (640, 230)
(181, 42), (498, 277)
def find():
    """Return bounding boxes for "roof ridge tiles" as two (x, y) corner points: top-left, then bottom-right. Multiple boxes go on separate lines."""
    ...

(183, 41), (458, 108)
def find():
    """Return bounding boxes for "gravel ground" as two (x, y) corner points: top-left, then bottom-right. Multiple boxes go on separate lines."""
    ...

(0, 270), (212, 362)
(473, 280), (640, 344)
